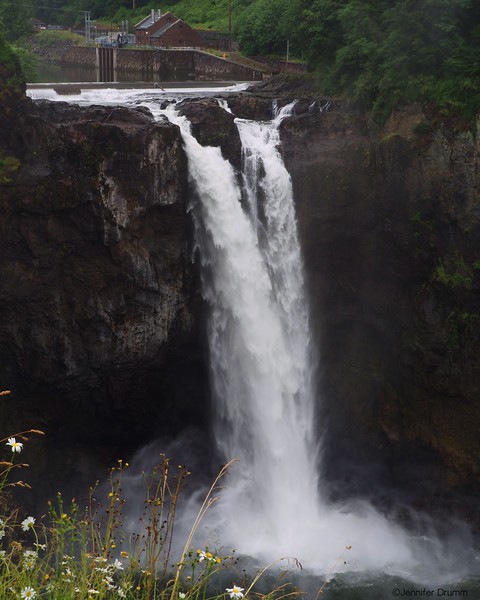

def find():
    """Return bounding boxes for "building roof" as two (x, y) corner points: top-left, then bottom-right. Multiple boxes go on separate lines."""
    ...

(150, 19), (181, 39)
(135, 10), (174, 30)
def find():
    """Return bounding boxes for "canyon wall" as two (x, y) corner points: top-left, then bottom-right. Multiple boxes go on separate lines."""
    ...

(0, 93), (208, 497)
(280, 101), (480, 514)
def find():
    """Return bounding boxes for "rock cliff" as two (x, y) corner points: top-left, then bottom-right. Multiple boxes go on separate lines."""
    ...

(1, 75), (479, 520)
(0, 93), (208, 497)
(278, 99), (480, 515)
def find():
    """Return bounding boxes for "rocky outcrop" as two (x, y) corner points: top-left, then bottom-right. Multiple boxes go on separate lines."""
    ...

(177, 97), (242, 169)
(0, 99), (208, 498)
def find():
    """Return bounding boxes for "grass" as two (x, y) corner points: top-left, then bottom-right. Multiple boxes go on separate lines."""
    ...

(33, 30), (85, 48)
(0, 389), (327, 600)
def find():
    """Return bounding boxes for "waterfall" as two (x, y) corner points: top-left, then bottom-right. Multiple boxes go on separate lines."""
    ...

(165, 103), (417, 573)
(25, 86), (477, 586)
(199, 103), (322, 556)
(208, 104), (323, 554)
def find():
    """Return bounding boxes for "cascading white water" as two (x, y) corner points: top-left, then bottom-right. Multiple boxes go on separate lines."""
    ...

(208, 104), (322, 554)
(166, 103), (417, 574)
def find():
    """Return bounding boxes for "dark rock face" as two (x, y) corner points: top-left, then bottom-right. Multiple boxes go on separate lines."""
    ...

(0, 100), (208, 499)
(279, 104), (480, 510)
(177, 97), (242, 170)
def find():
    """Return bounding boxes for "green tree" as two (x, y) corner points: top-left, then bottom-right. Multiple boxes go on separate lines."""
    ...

(295, 0), (480, 120)
(236, 0), (301, 55)
(0, 0), (33, 42)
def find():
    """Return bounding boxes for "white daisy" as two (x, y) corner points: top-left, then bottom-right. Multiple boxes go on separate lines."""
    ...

(226, 585), (244, 599)
(21, 516), (35, 531)
(6, 437), (23, 453)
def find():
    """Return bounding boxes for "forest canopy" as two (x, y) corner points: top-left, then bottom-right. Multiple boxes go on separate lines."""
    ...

(295, 0), (480, 119)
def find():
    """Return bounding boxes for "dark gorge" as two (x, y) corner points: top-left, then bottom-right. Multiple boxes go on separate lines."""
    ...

(1, 71), (479, 532)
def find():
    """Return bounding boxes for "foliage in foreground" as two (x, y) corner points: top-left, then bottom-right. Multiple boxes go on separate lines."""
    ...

(0, 391), (316, 600)
(0, 25), (25, 89)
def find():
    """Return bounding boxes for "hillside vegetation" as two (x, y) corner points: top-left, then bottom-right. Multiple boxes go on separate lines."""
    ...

(1, 0), (479, 120)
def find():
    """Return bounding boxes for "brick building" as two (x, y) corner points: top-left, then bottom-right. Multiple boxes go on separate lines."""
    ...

(135, 10), (202, 48)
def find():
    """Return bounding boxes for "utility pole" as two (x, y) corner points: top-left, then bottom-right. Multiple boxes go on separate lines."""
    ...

(84, 11), (91, 44)
(286, 39), (290, 63)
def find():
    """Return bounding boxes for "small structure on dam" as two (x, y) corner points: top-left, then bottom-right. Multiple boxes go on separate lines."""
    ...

(134, 9), (202, 48)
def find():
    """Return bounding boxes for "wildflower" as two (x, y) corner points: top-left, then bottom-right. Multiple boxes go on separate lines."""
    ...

(0, 550), (5, 558)
(88, 591), (100, 596)
(34, 542), (46, 551)
(96, 567), (111, 574)
(103, 576), (115, 590)
(21, 516), (35, 531)
(118, 590), (126, 599)
(226, 586), (244, 600)
(23, 550), (38, 570)
(0, 529), (5, 539)
(197, 550), (207, 562)
(120, 551), (129, 558)
(112, 558), (124, 571)
(62, 567), (74, 581)
(6, 437), (23, 453)
(21, 587), (36, 599)
(24, 556), (36, 569)
(179, 593), (186, 599)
